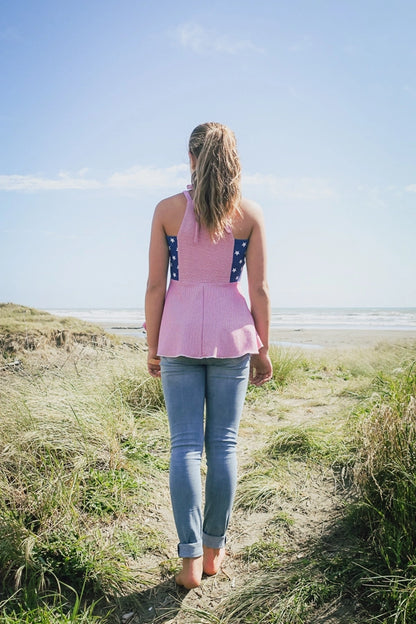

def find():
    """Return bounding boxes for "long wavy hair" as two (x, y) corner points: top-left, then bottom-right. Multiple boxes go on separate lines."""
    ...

(189, 122), (241, 239)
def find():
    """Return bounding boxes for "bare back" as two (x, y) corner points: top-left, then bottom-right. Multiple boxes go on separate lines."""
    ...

(157, 192), (261, 241)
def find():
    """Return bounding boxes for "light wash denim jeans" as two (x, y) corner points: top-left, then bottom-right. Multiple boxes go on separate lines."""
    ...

(160, 354), (250, 558)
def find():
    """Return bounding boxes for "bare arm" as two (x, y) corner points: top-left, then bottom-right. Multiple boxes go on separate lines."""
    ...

(144, 203), (169, 378)
(245, 203), (273, 386)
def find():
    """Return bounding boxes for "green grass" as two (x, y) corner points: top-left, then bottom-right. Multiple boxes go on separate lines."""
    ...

(0, 307), (168, 621)
(266, 424), (354, 469)
(351, 361), (416, 623)
(235, 468), (282, 511)
(266, 428), (315, 457)
(213, 346), (416, 624)
(240, 539), (283, 569)
(217, 572), (336, 623)
(246, 345), (306, 401)
(80, 468), (143, 516)
(0, 594), (105, 623)
(0, 303), (106, 335)
(0, 303), (112, 357)
(235, 417), (355, 516)
(2, 304), (416, 623)
(269, 346), (306, 386)
(115, 367), (165, 412)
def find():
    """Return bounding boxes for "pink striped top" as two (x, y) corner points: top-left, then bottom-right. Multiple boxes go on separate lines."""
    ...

(157, 189), (262, 358)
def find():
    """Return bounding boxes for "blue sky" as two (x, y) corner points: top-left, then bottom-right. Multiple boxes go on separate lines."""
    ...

(1, 0), (415, 309)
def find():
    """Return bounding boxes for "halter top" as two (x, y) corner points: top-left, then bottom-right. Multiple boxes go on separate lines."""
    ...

(157, 189), (262, 358)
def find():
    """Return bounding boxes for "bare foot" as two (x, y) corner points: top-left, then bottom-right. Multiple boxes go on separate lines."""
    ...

(175, 556), (203, 589)
(203, 546), (226, 576)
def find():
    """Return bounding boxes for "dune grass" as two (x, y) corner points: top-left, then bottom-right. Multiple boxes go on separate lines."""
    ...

(351, 361), (416, 622)
(0, 303), (111, 358)
(1, 305), (416, 623)
(0, 309), (169, 621)
(0, 303), (106, 336)
(208, 346), (416, 624)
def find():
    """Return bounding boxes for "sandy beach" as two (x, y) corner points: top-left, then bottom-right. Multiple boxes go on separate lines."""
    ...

(269, 327), (416, 350)
(45, 307), (416, 352)
(99, 321), (416, 351)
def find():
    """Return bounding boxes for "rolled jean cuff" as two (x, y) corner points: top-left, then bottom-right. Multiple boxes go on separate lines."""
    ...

(203, 532), (226, 549)
(178, 541), (203, 558)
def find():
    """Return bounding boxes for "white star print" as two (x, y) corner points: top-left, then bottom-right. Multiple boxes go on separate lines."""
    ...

(235, 251), (240, 256)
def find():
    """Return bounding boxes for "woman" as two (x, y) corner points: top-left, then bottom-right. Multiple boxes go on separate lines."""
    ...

(145, 122), (272, 589)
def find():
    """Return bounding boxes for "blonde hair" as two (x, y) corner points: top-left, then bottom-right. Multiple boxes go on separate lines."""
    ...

(189, 122), (241, 239)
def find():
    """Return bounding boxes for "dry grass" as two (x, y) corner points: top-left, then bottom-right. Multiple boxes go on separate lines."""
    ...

(0, 303), (112, 356)
(0, 308), (169, 621)
(351, 363), (416, 622)
(2, 304), (416, 623)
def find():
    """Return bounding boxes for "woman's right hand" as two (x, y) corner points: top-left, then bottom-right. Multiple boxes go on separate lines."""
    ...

(249, 350), (273, 386)
(147, 348), (161, 378)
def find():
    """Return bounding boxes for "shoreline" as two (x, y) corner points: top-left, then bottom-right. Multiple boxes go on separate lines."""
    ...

(43, 307), (416, 351)
(97, 322), (416, 351)
(269, 327), (416, 350)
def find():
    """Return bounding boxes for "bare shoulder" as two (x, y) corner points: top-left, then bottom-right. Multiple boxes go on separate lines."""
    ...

(239, 197), (265, 229)
(155, 192), (185, 214)
(239, 197), (264, 221)
(154, 192), (187, 235)
(232, 197), (264, 239)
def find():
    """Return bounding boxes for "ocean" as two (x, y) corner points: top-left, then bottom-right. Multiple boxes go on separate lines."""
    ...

(46, 307), (416, 337)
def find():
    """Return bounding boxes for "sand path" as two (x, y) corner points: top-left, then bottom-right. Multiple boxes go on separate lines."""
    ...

(128, 358), (362, 624)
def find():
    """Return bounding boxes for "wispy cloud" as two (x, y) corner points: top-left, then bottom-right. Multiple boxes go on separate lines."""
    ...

(0, 171), (101, 192)
(405, 184), (416, 193)
(0, 166), (337, 201)
(0, 165), (189, 193)
(175, 22), (264, 55)
(243, 173), (336, 200)
(107, 164), (188, 190)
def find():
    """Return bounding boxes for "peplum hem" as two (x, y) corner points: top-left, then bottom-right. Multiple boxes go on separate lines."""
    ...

(157, 281), (262, 359)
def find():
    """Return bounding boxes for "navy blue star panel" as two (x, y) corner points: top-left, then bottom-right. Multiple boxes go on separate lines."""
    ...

(230, 239), (249, 282)
(166, 236), (179, 280)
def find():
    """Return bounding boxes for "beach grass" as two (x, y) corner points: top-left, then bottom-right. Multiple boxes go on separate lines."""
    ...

(206, 349), (416, 624)
(0, 306), (168, 621)
(351, 362), (416, 622)
(0, 303), (112, 358)
(1, 304), (416, 623)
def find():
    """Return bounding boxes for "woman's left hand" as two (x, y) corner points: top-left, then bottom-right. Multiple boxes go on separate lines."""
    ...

(249, 351), (273, 386)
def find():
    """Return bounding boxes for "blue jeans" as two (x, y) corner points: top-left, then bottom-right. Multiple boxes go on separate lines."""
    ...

(160, 355), (250, 558)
